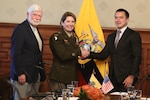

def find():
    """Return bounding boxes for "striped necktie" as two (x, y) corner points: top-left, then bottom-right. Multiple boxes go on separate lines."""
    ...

(114, 30), (121, 48)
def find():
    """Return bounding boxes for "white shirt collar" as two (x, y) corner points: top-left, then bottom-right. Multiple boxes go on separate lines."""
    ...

(117, 26), (127, 37)
(118, 26), (127, 33)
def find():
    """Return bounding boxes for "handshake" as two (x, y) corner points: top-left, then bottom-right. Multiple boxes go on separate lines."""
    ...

(80, 43), (91, 59)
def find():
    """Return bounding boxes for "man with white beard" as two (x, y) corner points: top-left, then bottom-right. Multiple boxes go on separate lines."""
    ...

(10, 4), (46, 100)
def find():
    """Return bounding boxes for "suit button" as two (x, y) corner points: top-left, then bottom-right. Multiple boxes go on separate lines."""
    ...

(39, 62), (41, 64)
(72, 53), (75, 56)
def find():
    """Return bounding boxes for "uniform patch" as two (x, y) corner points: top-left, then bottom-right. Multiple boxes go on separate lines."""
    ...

(54, 34), (58, 40)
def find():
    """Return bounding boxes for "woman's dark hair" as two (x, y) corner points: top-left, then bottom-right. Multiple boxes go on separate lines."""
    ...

(60, 11), (76, 24)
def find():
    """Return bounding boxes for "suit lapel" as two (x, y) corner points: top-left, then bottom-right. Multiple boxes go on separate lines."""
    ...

(25, 20), (42, 52)
(112, 31), (117, 49)
(116, 28), (130, 48)
(62, 30), (78, 48)
(37, 28), (44, 51)
(68, 36), (77, 47)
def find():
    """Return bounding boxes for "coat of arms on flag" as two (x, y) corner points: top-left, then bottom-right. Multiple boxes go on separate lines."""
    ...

(75, 0), (109, 88)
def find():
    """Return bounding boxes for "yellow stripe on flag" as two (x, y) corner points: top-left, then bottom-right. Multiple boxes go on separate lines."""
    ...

(75, 0), (109, 87)
(90, 73), (101, 88)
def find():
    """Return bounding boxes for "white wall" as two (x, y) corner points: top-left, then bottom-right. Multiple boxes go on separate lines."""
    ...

(0, 0), (150, 29)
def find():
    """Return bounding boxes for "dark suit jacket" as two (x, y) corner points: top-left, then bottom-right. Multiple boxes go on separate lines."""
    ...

(49, 29), (81, 84)
(90, 27), (142, 83)
(10, 20), (46, 83)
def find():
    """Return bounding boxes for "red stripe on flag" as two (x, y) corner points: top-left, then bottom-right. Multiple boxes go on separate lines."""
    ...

(78, 69), (87, 86)
(101, 79), (114, 94)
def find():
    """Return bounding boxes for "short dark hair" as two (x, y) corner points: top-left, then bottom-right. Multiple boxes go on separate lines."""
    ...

(60, 11), (76, 24)
(115, 8), (129, 18)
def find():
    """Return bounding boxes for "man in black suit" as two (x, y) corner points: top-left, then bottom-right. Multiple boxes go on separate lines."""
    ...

(88, 8), (142, 92)
(10, 4), (46, 100)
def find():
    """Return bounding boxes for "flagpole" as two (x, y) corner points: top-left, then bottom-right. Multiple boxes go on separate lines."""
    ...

(104, 61), (106, 77)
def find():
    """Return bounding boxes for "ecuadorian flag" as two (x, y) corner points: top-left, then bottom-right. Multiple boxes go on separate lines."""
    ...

(75, 0), (109, 88)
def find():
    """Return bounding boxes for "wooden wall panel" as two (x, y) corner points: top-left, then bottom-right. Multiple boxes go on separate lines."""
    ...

(0, 23), (150, 96)
(0, 24), (13, 73)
